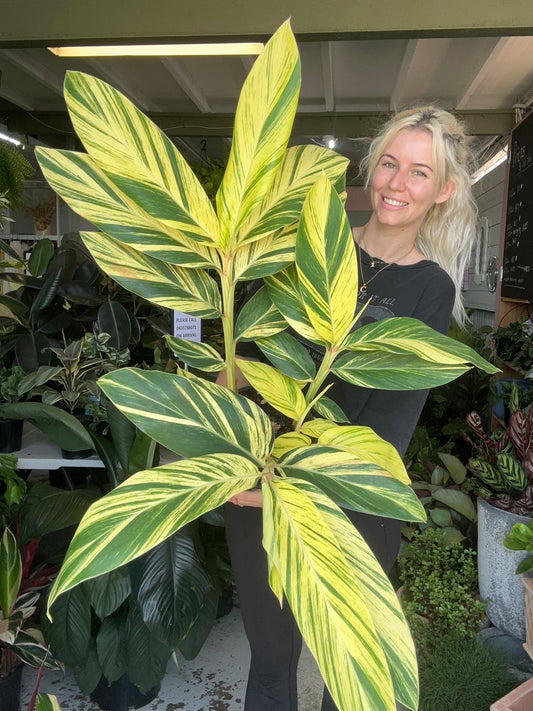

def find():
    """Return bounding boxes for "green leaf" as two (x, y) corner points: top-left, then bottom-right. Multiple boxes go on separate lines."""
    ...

(429, 508), (453, 527)
(47, 453), (260, 607)
(35, 694), (62, 711)
(87, 569), (132, 618)
(0, 402), (94, 451)
(36, 148), (218, 268)
(82, 231), (222, 318)
(61, 71), (220, 247)
(233, 223), (296, 281)
(431, 489), (477, 522)
(295, 174), (357, 344)
(235, 285), (287, 342)
(97, 300), (131, 350)
(332, 351), (470, 390)
(497, 451), (528, 492)
(96, 608), (128, 683)
(256, 331), (316, 381)
(165, 335), (225, 373)
(217, 20), (300, 247)
(237, 357), (307, 420)
(98, 368), (273, 462)
(311, 397), (350, 423)
(133, 533), (215, 648)
(28, 238), (55, 277)
(345, 317), (499, 374)
(45, 584), (92, 666)
(516, 556), (533, 575)
(438, 452), (467, 484)
(0, 528), (21, 618)
(0, 292), (29, 319)
(278, 445), (425, 521)
(272, 431), (312, 459)
(263, 479), (400, 711)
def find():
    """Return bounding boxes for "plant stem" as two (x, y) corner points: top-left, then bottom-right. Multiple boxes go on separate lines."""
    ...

(220, 255), (237, 392)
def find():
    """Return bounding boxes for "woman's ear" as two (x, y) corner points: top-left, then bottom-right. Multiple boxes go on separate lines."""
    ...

(436, 180), (456, 204)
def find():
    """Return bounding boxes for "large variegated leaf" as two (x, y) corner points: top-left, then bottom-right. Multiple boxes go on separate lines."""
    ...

(165, 335), (225, 373)
(277, 446), (425, 521)
(332, 351), (470, 389)
(311, 485), (418, 709)
(345, 318), (500, 373)
(232, 223), (297, 281)
(82, 231), (221, 318)
(98, 368), (273, 462)
(265, 264), (324, 343)
(47, 454), (260, 607)
(316, 425), (411, 484)
(262, 479), (395, 711)
(234, 285), (287, 342)
(312, 396), (350, 423)
(217, 21), (300, 247)
(61, 71), (220, 246)
(295, 174), (357, 344)
(36, 148), (218, 268)
(272, 432), (312, 459)
(237, 144), (349, 244)
(256, 331), (317, 381)
(237, 357), (307, 420)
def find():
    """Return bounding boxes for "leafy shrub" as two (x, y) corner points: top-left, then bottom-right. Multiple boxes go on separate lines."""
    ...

(398, 528), (487, 640)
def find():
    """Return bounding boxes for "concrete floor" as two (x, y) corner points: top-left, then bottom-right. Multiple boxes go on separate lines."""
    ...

(20, 607), (324, 711)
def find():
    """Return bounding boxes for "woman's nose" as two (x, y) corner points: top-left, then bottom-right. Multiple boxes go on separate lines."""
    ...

(388, 169), (406, 190)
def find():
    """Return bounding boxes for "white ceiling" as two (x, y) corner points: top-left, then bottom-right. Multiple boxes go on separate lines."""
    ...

(1, 34), (532, 180)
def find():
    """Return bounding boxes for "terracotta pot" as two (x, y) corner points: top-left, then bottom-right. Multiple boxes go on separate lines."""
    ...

(490, 676), (533, 710)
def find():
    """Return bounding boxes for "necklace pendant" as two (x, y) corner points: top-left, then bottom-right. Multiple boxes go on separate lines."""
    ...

(359, 284), (367, 294)
(370, 260), (376, 268)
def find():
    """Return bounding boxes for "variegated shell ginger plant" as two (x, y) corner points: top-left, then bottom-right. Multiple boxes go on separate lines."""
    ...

(34, 20), (497, 711)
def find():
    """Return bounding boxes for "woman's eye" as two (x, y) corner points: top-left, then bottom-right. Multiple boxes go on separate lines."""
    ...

(383, 161), (396, 169)
(412, 169), (428, 178)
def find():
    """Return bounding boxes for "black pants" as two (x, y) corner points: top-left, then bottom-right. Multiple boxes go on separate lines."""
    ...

(224, 502), (401, 711)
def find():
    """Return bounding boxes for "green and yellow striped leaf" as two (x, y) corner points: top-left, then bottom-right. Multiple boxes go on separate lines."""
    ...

(237, 144), (349, 244)
(262, 479), (395, 711)
(272, 431), (312, 459)
(235, 285), (287, 342)
(35, 694), (62, 711)
(332, 351), (470, 390)
(81, 231), (221, 318)
(265, 264), (324, 343)
(469, 458), (507, 493)
(277, 446), (425, 521)
(98, 368), (273, 462)
(345, 318), (500, 373)
(316, 425), (410, 484)
(256, 331), (317, 381)
(232, 222), (297, 281)
(165, 335), (225, 373)
(36, 148), (218, 268)
(0, 528), (21, 618)
(301, 418), (340, 439)
(48, 454), (260, 608)
(237, 357), (306, 420)
(312, 396), (350, 423)
(62, 71), (220, 246)
(496, 451), (528, 492)
(295, 174), (357, 344)
(216, 21), (300, 247)
(312, 486), (418, 709)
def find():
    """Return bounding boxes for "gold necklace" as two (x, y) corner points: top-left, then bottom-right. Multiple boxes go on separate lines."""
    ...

(356, 241), (414, 295)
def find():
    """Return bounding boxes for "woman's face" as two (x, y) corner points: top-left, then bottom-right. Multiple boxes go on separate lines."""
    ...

(370, 128), (454, 234)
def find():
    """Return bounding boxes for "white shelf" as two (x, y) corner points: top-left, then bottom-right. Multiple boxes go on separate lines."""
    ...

(13, 423), (104, 470)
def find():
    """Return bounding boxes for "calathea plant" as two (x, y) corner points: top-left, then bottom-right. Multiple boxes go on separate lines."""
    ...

(34, 21), (497, 711)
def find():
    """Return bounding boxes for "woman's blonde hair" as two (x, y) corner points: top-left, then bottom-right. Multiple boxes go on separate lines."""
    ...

(360, 106), (477, 325)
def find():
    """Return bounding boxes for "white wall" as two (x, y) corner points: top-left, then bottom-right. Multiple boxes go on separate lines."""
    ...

(463, 161), (507, 328)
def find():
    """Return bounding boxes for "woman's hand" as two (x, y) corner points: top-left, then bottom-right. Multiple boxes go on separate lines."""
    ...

(229, 489), (263, 508)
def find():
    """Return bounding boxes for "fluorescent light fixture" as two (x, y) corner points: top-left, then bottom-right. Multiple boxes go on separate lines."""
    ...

(48, 42), (264, 58)
(0, 130), (21, 147)
(472, 147), (508, 184)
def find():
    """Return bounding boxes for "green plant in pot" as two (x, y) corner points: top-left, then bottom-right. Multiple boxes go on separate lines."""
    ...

(0, 363), (27, 452)
(33, 22), (497, 711)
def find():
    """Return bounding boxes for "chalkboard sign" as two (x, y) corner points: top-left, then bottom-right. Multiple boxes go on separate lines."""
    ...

(501, 111), (533, 301)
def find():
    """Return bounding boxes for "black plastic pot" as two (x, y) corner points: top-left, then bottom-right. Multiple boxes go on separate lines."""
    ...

(0, 662), (23, 711)
(89, 674), (160, 711)
(0, 417), (23, 453)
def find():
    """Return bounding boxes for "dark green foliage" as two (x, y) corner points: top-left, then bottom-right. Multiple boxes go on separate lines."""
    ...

(417, 631), (517, 711)
(399, 528), (487, 640)
(491, 317), (533, 374)
(0, 142), (33, 208)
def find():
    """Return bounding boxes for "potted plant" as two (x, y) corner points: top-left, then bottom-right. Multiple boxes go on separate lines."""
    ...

(464, 391), (533, 639)
(0, 363), (27, 451)
(33, 21), (498, 711)
(491, 317), (533, 378)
